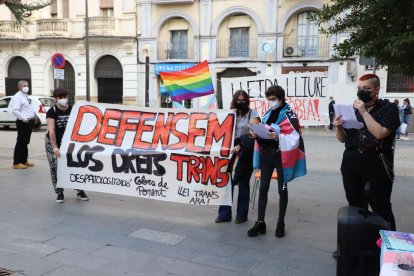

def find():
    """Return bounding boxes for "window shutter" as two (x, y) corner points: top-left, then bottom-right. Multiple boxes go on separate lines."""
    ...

(100, 0), (113, 9)
(50, 0), (57, 15)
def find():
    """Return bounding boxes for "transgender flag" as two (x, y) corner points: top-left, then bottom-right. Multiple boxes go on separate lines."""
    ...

(160, 60), (214, 101)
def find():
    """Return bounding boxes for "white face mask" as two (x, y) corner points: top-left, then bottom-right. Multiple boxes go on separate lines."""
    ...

(57, 98), (68, 106)
(22, 86), (29, 93)
(269, 100), (280, 110)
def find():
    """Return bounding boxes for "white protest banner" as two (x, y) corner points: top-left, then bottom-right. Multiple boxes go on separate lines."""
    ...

(57, 102), (235, 206)
(221, 73), (330, 126)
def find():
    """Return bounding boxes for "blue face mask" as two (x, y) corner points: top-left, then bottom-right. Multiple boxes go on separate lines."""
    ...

(269, 100), (280, 110)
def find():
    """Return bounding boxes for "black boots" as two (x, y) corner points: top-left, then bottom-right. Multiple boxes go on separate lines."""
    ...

(247, 221), (266, 237)
(275, 221), (285, 238)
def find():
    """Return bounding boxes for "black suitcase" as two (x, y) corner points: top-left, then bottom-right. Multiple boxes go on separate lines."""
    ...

(336, 184), (389, 276)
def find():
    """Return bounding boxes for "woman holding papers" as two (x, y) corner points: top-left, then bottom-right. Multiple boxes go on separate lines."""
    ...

(247, 85), (306, 238)
(215, 90), (260, 224)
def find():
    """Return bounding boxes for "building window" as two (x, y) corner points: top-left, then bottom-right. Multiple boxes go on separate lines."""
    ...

(100, 0), (113, 16)
(229, 27), (249, 57)
(62, 0), (69, 18)
(101, 8), (114, 17)
(169, 30), (188, 59)
(297, 12), (318, 57)
(386, 68), (414, 93)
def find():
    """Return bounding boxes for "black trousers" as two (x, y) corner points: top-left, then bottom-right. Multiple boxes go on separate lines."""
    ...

(257, 145), (288, 222)
(341, 149), (396, 230)
(329, 112), (334, 130)
(13, 119), (34, 165)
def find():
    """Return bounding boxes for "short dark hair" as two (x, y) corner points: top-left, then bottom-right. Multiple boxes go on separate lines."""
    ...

(53, 87), (68, 98)
(265, 85), (285, 103)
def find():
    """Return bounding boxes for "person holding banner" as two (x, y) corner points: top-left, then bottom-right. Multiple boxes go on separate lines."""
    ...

(45, 87), (89, 203)
(247, 85), (306, 238)
(215, 90), (260, 224)
(333, 74), (400, 230)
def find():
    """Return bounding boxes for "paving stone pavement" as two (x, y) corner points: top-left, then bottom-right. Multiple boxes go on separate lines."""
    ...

(0, 127), (413, 276)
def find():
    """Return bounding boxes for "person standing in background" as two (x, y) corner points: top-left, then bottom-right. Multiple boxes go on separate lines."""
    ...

(11, 80), (36, 169)
(393, 99), (404, 140)
(328, 96), (335, 131)
(402, 98), (412, 140)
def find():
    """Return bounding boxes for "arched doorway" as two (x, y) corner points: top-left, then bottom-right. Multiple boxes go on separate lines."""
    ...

(216, 68), (256, 108)
(95, 55), (123, 104)
(6, 57), (31, 96)
(54, 61), (75, 105)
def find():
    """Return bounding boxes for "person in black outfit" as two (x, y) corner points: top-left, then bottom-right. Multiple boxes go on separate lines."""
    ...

(247, 85), (306, 238)
(328, 96), (335, 131)
(45, 87), (89, 203)
(333, 74), (400, 231)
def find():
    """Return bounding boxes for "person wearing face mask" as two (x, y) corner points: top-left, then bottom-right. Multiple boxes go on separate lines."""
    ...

(333, 74), (400, 231)
(45, 87), (89, 203)
(215, 90), (260, 224)
(402, 98), (412, 140)
(11, 80), (36, 169)
(247, 85), (306, 238)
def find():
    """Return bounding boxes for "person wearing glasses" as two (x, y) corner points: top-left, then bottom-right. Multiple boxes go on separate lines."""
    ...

(11, 80), (36, 169)
(247, 85), (306, 238)
(333, 74), (400, 230)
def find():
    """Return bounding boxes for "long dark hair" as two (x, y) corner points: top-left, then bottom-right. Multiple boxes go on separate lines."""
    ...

(230, 90), (250, 116)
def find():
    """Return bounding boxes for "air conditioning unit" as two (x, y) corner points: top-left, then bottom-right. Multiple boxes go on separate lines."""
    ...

(284, 46), (302, 57)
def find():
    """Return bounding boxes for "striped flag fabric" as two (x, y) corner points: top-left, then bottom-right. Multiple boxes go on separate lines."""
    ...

(201, 95), (218, 110)
(159, 60), (214, 102)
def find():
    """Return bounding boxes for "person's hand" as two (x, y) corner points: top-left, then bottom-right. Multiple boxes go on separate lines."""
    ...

(53, 147), (61, 158)
(353, 99), (367, 115)
(231, 144), (241, 154)
(249, 129), (257, 138)
(333, 115), (344, 128)
(267, 130), (279, 140)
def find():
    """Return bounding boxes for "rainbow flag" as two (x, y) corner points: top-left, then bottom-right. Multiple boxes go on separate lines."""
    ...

(160, 60), (214, 101)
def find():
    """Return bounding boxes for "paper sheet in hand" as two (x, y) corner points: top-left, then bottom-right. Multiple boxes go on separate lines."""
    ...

(248, 124), (273, 139)
(334, 104), (364, 129)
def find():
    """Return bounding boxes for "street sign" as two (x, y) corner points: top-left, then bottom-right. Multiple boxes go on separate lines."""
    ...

(52, 53), (66, 69)
(54, 68), (65, 80)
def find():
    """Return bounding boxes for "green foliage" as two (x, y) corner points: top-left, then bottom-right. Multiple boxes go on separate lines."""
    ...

(311, 0), (414, 74)
(1, 0), (50, 25)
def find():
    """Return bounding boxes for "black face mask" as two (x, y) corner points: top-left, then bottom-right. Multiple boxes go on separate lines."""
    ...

(236, 101), (248, 110)
(357, 89), (372, 103)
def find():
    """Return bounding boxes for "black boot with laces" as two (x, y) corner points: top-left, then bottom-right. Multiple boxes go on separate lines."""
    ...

(247, 221), (266, 237)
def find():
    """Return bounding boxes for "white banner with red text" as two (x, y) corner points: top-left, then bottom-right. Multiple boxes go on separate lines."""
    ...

(57, 102), (235, 206)
(221, 73), (330, 126)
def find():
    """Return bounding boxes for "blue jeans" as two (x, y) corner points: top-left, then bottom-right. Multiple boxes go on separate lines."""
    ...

(218, 158), (253, 221)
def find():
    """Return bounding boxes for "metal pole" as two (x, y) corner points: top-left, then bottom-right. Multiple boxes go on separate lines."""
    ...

(145, 56), (149, 107)
(85, 0), (90, 101)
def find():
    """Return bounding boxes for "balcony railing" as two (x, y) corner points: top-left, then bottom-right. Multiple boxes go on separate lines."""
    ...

(283, 35), (330, 58)
(0, 21), (22, 38)
(157, 41), (194, 60)
(216, 39), (258, 59)
(89, 17), (116, 36)
(36, 19), (68, 37)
